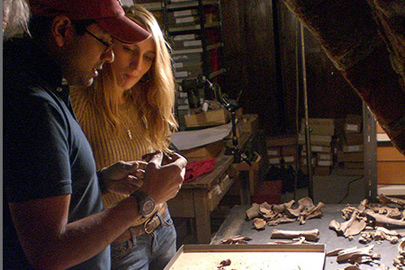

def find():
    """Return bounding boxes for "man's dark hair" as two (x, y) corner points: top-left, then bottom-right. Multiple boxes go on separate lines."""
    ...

(28, 15), (94, 40)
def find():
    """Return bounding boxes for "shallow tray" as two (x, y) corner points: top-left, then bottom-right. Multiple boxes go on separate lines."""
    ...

(164, 244), (325, 270)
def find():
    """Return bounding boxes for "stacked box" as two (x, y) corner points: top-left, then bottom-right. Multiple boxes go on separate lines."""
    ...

(175, 89), (190, 130)
(266, 135), (297, 168)
(336, 114), (364, 176)
(299, 118), (335, 175)
(376, 122), (405, 184)
(172, 52), (203, 81)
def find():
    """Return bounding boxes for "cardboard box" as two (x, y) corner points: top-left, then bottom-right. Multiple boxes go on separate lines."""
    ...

(343, 144), (364, 152)
(300, 118), (335, 136)
(299, 134), (332, 146)
(184, 108), (230, 128)
(283, 155), (296, 164)
(377, 146), (405, 161)
(345, 133), (363, 145)
(239, 114), (259, 133)
(281, 145), (298, 156)
(181, 140), (224, 163)
(337, 151), (364, 162)
(317, 152), (332, 161)
(377, 161), (405, 184)
(345, 114), (362, 134)
(266, 135), (297, 147)
(317, 160), (333, 167)
(344, 162), (364, 169)
(268, 156), (282, 165)
(267, 147), (281, 157)
(302, 145), (332, 153)
(314, 166), (331, 175)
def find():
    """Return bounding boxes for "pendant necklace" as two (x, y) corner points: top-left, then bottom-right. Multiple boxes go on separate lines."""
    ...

(127, 129), (133, 140)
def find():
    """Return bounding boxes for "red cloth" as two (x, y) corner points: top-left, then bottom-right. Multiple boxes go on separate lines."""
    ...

(184, 158), (217, 183)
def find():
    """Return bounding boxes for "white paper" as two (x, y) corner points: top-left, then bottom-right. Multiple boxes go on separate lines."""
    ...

(171, 123), (232, 150)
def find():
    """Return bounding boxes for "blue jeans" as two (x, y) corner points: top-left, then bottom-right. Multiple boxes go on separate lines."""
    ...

(111, 209), (177, 270)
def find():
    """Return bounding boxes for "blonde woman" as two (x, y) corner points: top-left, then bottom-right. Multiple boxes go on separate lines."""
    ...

(71, 5), (180, 270)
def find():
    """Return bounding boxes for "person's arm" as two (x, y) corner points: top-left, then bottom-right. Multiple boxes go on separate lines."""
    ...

(8, 151), (186, 270)
(9, 193), (139, 270)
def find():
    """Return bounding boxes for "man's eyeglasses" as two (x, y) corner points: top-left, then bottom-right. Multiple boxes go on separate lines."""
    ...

(85, 29), (114, 53)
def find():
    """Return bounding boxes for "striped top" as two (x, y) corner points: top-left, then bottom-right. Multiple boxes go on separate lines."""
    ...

(70, 89), (162, 225)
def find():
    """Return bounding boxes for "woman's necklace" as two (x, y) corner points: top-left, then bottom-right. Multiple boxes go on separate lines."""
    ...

(120, 98), (133, 140)
(127, 129), (133, 140)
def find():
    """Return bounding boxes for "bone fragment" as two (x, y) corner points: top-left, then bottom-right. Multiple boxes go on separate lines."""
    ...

(326, 248), (345, 256)
(253, 218), (266, 230)
(258, 202), (272, 215)
(343, 266), (360, 270)
(270, 229), (319, 242)
(268, 236), (309, 245)
(221, 235), (252, 245)
(364, 209), (405, 227)
(399, 239), (405, 256)
(267, 216), (296, 226)
(336, 245), (374, 263)
(245, 203), (260, 220)
(377, 194), (405, 207)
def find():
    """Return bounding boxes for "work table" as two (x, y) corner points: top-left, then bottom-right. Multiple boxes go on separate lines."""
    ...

(211, 204), (402, 269)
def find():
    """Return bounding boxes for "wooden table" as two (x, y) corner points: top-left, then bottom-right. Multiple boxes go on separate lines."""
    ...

(211, 204), (402, 269)
(168, 153), (235, 243)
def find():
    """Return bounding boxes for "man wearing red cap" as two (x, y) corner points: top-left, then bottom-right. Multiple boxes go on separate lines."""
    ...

(3, 0), (187, 269)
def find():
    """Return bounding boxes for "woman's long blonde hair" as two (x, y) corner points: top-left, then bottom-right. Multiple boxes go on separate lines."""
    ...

(84, 4), (177, 151)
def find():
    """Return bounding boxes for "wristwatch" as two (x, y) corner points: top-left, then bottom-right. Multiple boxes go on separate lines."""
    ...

(131, 190), (155, 218)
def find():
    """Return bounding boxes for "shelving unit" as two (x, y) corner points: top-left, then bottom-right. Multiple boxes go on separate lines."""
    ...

(135, 0), (226, 85)
(135, 0), (227, 130)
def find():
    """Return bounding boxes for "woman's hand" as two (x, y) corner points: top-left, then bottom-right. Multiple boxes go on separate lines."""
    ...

(99, 161), (146, 195)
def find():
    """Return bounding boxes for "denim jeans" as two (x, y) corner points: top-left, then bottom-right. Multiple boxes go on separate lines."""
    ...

(111, 209), (177, 270)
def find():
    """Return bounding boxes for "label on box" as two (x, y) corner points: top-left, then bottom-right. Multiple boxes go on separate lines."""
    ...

(175, 71), (188, 78)
(318, 160), (332, 166)
(184, 40), (202, 47)
(174, 34), (197, 41)
(347, 145), (360, 152)
(176, 16), (195, 24)
(179, 92), (188, 98)
(283, 156), (295, 163)
(267, 150), (279, 156)
(174, 10), (193, 17)
(318, 153), (331, 160)
(174, 62), (184, 68)
(346, 124), (359, 131)
(269, 158), (281, 164)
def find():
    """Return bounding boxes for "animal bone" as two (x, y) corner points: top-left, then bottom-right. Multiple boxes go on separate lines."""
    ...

(336, 245), (375, 263)
(268, 236), (309, 245)
(221, 235), (252, 245)
(329, 211), (367, 238)
(245, 203), (260, 220)
(253, 218), (266, 230)
(270, 229), (319, 242)
(267, 216), (296, 226)
(364, 209), (405, 227)
(377, 194), (405, 207)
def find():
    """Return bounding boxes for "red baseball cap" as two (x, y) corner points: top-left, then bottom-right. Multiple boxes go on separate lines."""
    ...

(29, 0), (151, 43)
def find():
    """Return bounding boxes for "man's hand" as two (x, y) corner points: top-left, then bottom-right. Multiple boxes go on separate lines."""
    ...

(140, 150), (187, 204)
(100, 161), (146, 195)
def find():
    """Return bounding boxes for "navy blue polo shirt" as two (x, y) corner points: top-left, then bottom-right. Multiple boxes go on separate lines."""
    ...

(3, 38), (110, 269)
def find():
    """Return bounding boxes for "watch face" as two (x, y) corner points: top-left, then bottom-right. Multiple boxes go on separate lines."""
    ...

(143, 199), (155, 214)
